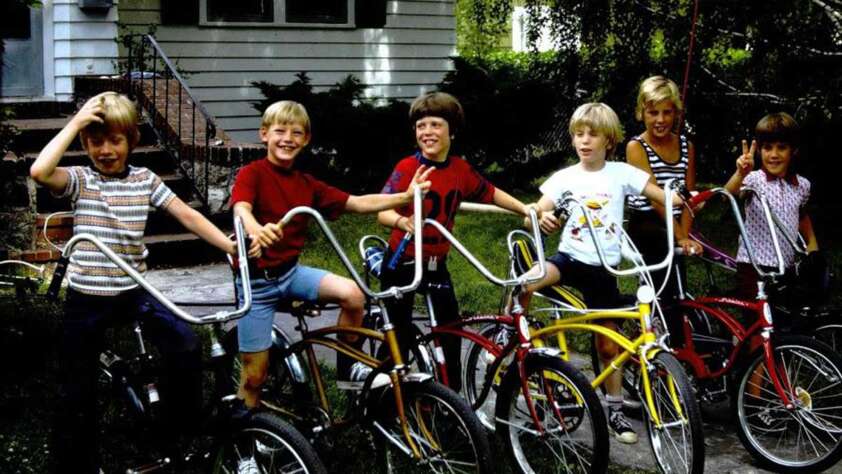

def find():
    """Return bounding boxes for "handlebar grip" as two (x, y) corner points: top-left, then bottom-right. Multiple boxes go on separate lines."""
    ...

(552, 191), (573, 220)
(387, 233), (412, 270)
(689, 189), (715, 208)
(47, 256), (68, 298)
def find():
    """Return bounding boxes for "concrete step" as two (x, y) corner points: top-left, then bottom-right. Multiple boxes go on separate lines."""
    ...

(7, 117), (158, 153)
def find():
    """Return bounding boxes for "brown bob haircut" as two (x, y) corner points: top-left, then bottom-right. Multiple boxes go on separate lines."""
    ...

(409, 91), (465, 136)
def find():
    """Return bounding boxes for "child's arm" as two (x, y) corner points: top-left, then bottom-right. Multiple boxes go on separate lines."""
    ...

(523, 196), (558, 234)
(725, 139), (756, 195)
(799, 215), (819, 252)
(233, 201), (283, 251)
(30, 94), (108, 192)
(492, 188), (530, 216)
(166, 197), (242, 255)
(347, 165), (433, 214)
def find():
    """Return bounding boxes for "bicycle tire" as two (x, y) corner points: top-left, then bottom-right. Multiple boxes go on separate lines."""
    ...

(219, 327), (313, 423)
(495, 352), (609, 474)
(368, 378), (493, 473)
(732, 335), (842, 473)
(209, 412), (327, 474)
(813, 323), (842, 352)
(462, 323), (514, 431)
(641, 351), (705, 474)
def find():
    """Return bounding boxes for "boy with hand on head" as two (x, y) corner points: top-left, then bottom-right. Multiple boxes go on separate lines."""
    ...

(29, 91), (252, 473)
(517, 103), (684, 444)
(725, 112), (818, 307)
(231, 100), (433, 409)
(377, 91), (533, 393)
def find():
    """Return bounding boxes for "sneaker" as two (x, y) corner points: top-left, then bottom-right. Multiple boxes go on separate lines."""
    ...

(237, 456), (259, 474)
(336, 361), (392, 391)
(609, 409), (638, 444)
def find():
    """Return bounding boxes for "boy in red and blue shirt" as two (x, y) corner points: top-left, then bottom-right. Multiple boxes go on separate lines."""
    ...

(377, 92), (531, 391)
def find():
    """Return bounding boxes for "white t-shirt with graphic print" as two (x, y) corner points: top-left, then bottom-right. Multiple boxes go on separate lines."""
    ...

(540, 162), (650, 266)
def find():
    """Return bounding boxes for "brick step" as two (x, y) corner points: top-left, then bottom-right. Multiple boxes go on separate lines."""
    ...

(35, 172), (195, 213)
(19, 145), (176, 173)
(7, 118), (158, 153)
(12, 230), (229, 268)
(0, 100), (76, 120)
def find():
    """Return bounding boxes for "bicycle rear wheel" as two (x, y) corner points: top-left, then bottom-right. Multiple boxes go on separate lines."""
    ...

(733, 335), (842, 473)
(209, 412), (327, 474)
(641, 351), (705, 474)
(495, 352), (608, 474)
(368, 378), (492, 473)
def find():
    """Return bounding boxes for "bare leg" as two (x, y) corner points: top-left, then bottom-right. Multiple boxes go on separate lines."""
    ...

(516, 263), (562, 314)
(317, 273), (366, 342)
(239, 350), (269, 408)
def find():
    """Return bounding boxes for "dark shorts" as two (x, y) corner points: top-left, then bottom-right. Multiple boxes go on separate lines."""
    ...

(546, 252), (621, 309)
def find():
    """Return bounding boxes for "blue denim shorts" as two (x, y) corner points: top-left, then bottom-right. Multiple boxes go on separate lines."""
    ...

(236, 264), (328, 352)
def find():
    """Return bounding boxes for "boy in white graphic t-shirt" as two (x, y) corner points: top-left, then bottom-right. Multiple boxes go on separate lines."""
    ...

(518, 102), (682, 444)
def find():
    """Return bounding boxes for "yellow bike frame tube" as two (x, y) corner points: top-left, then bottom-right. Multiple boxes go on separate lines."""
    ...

(531, 323), (638, 355)
(384, 327), (405, 367)
(305, 345), (331, 413)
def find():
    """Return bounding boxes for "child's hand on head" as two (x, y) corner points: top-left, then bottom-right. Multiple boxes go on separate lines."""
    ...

(71, 93), (108, 130)
(405, 165), (434, 198)
(736, 139), (756, 177)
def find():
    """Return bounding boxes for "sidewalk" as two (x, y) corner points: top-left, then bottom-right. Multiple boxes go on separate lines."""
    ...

(146, 263), (837, 474)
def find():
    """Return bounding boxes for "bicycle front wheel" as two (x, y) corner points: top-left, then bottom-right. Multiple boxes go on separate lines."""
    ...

(368, 378), (492, 473)
(209, 412), (327, 474)
(733, 335), (842, 473)
(641, 351), (705, 474)
(495, 352), (608, 474)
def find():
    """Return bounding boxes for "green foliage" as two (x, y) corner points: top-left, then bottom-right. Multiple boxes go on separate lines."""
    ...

(456, 0), (513, 57)
(251, 73), (414, 193)
(0, 107), (19, 154)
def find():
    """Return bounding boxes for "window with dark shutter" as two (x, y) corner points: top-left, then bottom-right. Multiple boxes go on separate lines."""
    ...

(161, 0), (199, 25)
(286, 0), (347, 24)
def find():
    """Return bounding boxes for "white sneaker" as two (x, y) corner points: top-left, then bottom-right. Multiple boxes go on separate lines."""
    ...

(336, 361), (392, 391)
(609, 409), (639, 444)
(237, 456), (259, 474)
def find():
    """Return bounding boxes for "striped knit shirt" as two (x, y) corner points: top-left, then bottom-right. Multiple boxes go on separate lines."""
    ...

(626, 134), (689, 216)
(54, 166), (176, 296)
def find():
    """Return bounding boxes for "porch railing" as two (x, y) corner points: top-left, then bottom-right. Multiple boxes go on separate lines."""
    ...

(126, 34), (216, 208)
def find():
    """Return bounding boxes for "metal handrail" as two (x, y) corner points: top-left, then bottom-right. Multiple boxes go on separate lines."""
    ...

(126, 33), (218, 207)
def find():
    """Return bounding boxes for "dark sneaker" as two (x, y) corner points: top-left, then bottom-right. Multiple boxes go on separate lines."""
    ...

(336, 361), (391, 391)
(609, 409), (638, 444)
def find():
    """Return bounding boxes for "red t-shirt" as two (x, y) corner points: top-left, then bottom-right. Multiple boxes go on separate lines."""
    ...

(382, 153), (496, 259)
(231, 158), (350, 269)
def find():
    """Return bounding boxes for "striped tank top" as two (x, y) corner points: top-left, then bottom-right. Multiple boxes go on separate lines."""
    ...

(54, 166), (176, 296)
(627, 134), (689, 215)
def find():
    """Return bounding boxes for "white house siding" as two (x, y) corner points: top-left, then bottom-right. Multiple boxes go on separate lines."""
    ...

(119, 0), (456, 143)
(52, 0), (119, 101)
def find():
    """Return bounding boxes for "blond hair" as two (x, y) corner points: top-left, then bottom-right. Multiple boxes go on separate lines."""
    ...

(635, 75), (683, 121)
(568, 103), (624, 158)
(261, 100), (311, 135)
(79, 92), (140, 149)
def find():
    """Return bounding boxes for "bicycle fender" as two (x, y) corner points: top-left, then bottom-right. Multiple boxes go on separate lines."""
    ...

(271, 324), (308, 384)
(529, 347), (563, 358)
(402, 372), (434, 384)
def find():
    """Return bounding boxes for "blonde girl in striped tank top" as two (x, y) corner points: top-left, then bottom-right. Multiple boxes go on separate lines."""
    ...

(625, 76), (702, 346)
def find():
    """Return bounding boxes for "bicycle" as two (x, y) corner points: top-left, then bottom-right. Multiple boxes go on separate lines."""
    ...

(361, 206), (610, 474)
(1, 216), (327, 474)
(481, 182), (705, 474)
(220, 188), (494, 473)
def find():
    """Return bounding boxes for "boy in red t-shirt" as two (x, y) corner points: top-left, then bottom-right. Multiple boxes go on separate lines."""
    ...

(377, 92), (531, 391)
(231, 100), (432, 408)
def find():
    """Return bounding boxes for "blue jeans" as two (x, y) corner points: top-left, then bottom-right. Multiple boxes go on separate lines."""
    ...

(55, 288), (202, 473)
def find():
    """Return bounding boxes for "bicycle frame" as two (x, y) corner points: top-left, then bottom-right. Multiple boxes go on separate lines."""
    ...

(266, 188), (441, 460)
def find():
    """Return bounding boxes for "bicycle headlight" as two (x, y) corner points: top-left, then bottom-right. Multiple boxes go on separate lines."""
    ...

(762, 302), (774, 324)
